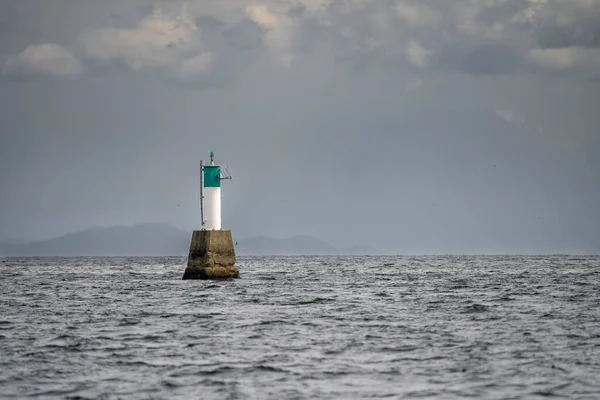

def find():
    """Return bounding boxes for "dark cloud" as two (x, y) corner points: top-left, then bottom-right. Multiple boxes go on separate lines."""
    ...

(223, 18), (265, 51)
(195, 15), (226, 37)
(4, 0), (599, 80)
(536, 17), (600, 49)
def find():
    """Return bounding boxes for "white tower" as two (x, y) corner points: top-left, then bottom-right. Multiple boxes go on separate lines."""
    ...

(200, 151), (231, 230)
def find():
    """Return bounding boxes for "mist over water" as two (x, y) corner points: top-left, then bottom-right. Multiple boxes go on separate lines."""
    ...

(1, 255), (599, 398)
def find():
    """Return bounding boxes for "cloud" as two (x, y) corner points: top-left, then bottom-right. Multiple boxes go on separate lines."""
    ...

(79, 5), (215, 79)
(222, 17), (265, 51)
(3, 43), (83, 79)
(529, 47), (600, 72)
(496, 109), (517, 123)
(395, 1), (441, 28)
(79, 8), (194, 69)
(245, 4), (295, 66)
(406, 40), (431, 68)
(246, 4), (279, 29)
(175, 52), (215, 78)
(5, 0), (600, 81)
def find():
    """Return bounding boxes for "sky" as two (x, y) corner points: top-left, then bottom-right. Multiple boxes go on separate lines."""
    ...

(0, 0), (599, 254)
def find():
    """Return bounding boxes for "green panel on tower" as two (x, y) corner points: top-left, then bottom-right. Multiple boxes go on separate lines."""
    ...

(204, 166), (221, 187)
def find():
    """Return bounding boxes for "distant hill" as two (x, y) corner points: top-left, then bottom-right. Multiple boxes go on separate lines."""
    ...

(2, 223), (190, 256)
(235, 235), (340, 256)
(0, 224), (379, 257)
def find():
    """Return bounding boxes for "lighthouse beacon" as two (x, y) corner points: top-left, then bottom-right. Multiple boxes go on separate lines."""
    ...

(201, 151), (231, 231)
(183, 151), (238, 280)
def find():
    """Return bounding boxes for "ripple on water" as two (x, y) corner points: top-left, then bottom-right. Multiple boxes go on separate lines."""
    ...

(1, 255), (599, 399)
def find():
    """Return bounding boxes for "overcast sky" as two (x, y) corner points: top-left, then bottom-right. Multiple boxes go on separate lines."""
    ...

(1, 0), (599, 253)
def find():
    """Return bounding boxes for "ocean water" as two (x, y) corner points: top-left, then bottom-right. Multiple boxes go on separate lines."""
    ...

(1, 255), (599, 399)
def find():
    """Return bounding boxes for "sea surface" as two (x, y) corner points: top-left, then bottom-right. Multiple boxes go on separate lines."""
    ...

(1, 255), (599, 399)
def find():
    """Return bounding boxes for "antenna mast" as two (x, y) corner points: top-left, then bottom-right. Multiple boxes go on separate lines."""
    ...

(200, 160), (205, 226)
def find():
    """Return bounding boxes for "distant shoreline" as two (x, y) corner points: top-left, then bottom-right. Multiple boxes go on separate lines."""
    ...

(0, 223), (382, 257)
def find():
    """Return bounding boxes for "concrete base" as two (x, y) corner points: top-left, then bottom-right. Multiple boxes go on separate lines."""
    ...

(182, 230), (239, 280)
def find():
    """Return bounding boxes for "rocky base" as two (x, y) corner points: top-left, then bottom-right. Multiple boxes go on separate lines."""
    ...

(182, 264), (240, 280)
(182, 230), (239, 280)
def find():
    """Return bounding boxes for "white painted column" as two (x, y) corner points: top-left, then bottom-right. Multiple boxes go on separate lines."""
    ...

(204, 187), (221, 230)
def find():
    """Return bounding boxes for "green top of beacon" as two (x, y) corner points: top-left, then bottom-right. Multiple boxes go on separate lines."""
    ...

(203, 151), (221, 188)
